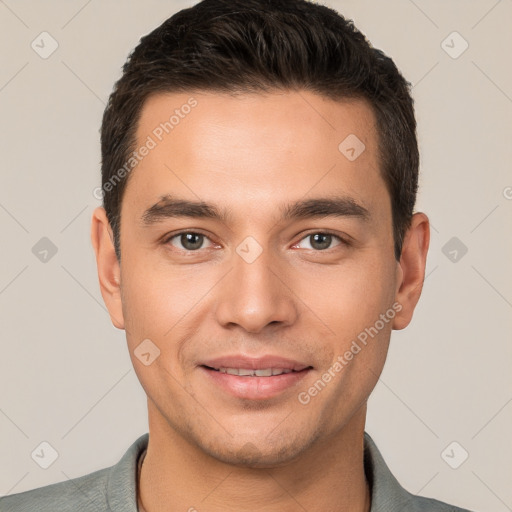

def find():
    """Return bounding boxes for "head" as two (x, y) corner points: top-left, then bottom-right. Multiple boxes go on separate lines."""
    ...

(100, 0), (419, 263)
(92, 0), (429, 466)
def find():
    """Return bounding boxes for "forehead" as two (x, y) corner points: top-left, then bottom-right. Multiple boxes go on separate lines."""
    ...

(124, 90), (387, 223)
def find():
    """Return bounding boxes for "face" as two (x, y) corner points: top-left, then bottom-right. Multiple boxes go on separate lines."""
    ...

(93, 90), (426, 467)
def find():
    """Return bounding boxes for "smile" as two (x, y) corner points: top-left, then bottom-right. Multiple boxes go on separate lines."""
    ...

(207, 367), (295, 376)
(200, 365), (312, 400)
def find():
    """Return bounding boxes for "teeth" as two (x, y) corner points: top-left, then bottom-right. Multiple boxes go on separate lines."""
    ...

(255, 368), (272, 377)
(216, 367), (294, 376)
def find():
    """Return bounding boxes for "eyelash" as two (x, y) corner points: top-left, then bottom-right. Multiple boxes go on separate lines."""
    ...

(162, 230), (350, 252)
(293, 231), (351, 251)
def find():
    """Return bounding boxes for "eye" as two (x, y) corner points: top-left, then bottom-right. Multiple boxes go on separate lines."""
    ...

(165, 232), (215, 251)
(294, 232), (347, 251)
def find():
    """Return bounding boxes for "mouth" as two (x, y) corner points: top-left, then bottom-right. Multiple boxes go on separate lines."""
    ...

(199, 358), (313, 400)
(202, 365), (307, 377)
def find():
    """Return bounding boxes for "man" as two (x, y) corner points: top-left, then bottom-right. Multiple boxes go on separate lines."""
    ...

(0, 0), (476, 511)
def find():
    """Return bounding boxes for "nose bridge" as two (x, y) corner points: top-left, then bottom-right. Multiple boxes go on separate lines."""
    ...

(214, 237), (297, 333)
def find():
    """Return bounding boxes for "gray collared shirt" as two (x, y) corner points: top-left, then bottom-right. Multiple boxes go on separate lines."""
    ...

(0, 432), (475, 511)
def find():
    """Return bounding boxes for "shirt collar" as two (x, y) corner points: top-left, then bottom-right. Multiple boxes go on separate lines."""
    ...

(364, 431), (419, 511)
(105, 431), (413, 511)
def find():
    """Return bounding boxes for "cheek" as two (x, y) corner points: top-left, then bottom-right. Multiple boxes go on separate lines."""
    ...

(119, 254), (219, 375)
(120, 276), (165, 337)
(120, 248), (194, 330)
(293, 256), (395, 342)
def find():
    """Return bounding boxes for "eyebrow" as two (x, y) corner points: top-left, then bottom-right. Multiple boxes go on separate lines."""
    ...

(140, 194), (371, 226)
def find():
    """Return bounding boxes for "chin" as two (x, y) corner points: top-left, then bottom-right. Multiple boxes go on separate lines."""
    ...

(198, 430), (319, 469)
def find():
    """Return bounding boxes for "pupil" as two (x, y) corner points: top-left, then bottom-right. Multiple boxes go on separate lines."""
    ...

(311, 233), (331, 250)
(182, 233), (203, 250)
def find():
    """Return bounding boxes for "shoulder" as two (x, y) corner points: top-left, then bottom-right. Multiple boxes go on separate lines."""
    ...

(0, 433), (148, 512)
(363, 432), (476, 512)
(0, 467), (110, 512)
(395, 487), (476, 512)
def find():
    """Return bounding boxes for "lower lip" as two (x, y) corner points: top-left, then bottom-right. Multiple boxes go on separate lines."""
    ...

(200, 366), (312, 400)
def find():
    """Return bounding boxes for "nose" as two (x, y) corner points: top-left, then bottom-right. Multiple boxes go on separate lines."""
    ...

(214, 244), (299, 334)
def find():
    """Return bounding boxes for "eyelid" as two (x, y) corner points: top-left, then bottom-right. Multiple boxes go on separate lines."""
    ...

(163, 229), (351, 253)
(163, 229), (218, 250)
(292, 230), (351, 250)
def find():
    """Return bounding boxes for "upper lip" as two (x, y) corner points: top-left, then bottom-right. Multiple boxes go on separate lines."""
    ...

(200, 355), (311, 371)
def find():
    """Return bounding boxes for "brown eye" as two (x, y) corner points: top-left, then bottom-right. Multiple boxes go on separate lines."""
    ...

(296, 232), (345, 251)
(167, 232), (213, 251)
(309, 233), (333, 250)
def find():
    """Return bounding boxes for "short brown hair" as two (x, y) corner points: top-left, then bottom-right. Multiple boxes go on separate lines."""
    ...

(100, 0), (419, 261)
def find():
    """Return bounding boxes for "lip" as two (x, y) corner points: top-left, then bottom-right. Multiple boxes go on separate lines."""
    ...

(199, 355), (313, 401)
(200, 355), (310, 371)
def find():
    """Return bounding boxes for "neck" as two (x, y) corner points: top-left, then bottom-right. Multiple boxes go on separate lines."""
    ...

(139, 402), (371, 512)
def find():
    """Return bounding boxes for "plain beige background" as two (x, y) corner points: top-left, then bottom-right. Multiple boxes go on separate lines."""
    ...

(0, 1), (511, 511)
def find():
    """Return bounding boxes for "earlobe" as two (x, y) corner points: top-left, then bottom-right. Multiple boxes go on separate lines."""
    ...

(90, 207), (125, 329)
(392, 212), (430, 331)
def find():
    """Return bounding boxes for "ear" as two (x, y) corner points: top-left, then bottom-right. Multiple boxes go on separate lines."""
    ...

(392, 212), (430, 330)
(90, 207), (125, 329)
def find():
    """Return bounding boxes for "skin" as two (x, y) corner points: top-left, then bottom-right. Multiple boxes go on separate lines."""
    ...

(91, 90), (429, 512)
